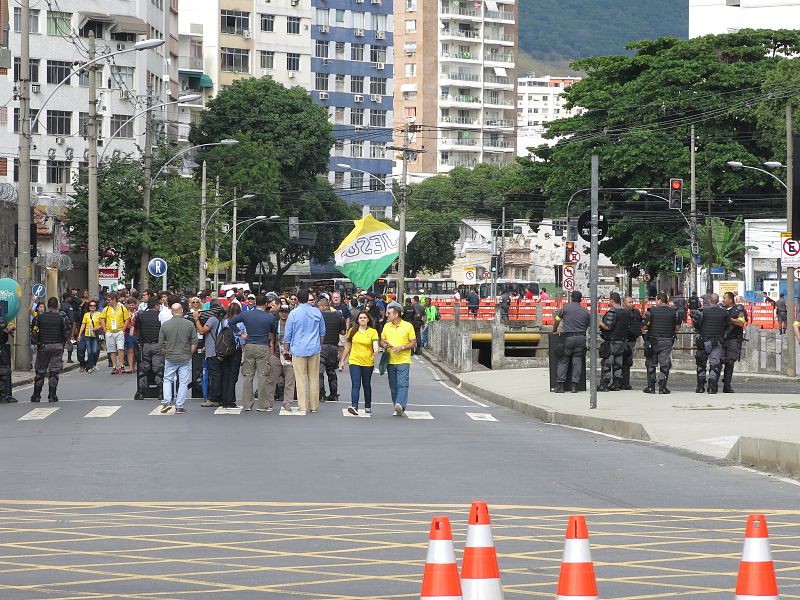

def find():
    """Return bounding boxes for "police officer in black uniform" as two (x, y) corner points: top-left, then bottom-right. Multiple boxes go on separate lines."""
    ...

(721, 291), (747, 393)
(642, 292), (680, 394)
(620, 296), (643, 390)
(30, 297), (71, 402)
(553, 290), (590, 393)
(692, 292), (730, 394)
(598, 292), (630, 391)
(135, 296), (164, 400)
(0, 314), (17, 404)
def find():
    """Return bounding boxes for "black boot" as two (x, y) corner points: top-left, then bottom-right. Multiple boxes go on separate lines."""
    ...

(30, 395), (41, 402)
(723, 384), (734, 393)
(554, 383), (565, 393)
(48, 395), (58, 402)
(695, 381), (705, 393)
(707, 381), (718, 394)
(134, 391), (144, 400)
(643, 386), (655, 394)
(570, 383), (579, 393)
(658, 384), (670, 395)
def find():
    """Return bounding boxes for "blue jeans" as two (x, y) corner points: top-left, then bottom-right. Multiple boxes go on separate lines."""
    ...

(421, 324), (429, 348)
(349, 364), (373, 409)
(163, 360), (191, 408)
(387, 363), (410, 410)
(82, 336), (99, 371)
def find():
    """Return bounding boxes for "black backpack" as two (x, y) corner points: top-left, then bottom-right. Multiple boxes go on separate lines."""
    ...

(214, 323), (238, 359)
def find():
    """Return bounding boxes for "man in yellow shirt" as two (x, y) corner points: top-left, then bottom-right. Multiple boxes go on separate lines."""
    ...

(100, 293), (130, 374)
(380, 304), (416, 416)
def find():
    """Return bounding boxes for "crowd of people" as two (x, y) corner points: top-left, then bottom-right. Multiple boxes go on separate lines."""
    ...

(1, 283), (442, 415)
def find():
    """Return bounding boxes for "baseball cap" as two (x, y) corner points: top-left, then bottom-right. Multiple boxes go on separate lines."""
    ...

(279, 304), (290, 311)
(247, 293), (256, 299)
(225, 290), (235, 298)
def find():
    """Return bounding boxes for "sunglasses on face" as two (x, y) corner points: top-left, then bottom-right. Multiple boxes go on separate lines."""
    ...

(89, 305), (97, 308)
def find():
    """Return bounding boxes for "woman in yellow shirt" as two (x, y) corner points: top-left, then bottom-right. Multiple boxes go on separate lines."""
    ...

(340, 310), (379, 415)
(79, 300), (104, 373)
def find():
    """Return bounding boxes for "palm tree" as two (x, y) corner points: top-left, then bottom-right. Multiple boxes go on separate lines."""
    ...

(676, 216), (753, 277)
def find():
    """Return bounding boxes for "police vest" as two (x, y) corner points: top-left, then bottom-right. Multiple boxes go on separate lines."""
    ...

(37, 311), (67, 344)
(627, 308), (643, 340)
(648, 305), (677, 338)
(137, 310), (162, 343)
(699, 306), (728, 339)
(605, 307), (630, 341)
(726, 305), (746, 340)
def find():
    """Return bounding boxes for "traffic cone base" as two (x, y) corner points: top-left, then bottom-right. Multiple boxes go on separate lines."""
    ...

(735, 514), (778, 600)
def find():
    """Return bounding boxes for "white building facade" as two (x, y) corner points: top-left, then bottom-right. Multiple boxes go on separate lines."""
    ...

(516, 75), (581, 157)
(689, 0), (800, 37)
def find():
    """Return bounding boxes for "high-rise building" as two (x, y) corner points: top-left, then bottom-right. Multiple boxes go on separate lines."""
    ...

(393, 0), (518, 178)
(689, 0), (800, 38)
(313, 0), (395, 219)
(516, 75), (581, 157)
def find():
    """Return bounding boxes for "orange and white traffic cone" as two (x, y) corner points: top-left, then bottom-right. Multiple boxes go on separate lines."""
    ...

(555, 515), (598, 600)
(735, 514), (779, 599)
(461, 501), (504, 600)
(421, 516), (463, 600)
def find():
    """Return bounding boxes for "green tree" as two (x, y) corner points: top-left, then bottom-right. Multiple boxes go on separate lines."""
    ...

(676, 216), (753, 277)
(405, 207), (460, 276)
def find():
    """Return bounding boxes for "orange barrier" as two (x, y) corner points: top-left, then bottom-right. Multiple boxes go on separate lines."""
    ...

(556, 515), (598, 599)
(735, 514), (778, 599)
(460, 502), (503, 600)
(421, 516), (463, 600)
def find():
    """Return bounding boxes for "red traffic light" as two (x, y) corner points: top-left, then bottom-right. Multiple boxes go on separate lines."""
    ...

(670, 179), (683, 190)
(565, 241), (575, 251)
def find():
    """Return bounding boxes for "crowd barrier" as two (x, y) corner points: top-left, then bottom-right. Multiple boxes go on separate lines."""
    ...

(430, 298), (781, 328)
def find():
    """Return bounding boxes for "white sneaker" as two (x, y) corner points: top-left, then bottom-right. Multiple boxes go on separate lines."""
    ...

(394, 403), (403, 416)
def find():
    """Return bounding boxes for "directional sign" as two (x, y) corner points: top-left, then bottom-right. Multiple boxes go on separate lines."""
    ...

(577, 210), (609, 243)
(563, 278), (575, 291)
(31, 283), (45, 298)
(148, 257), (168, 278)
(567, 250), (581, 263)
(781, 232), (800, 268)
(563, 265), (575, 279)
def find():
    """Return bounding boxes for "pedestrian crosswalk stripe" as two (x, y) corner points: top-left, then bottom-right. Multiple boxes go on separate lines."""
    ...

(84, 406), (121, 418)
(19, 407), (59, 421)
(214, 406), (242, 415)
(466, 412), (497, 422)
(280, 406), (307, 416)
(404, 410), (434, 420)
(342, 408), (371, 418)
(149, 405), (173, 416)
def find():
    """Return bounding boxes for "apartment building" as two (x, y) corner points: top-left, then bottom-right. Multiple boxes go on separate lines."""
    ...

(392, 0), (518, 177)
(313, 0), (394, 218)
(2, 0), (178, 198)
(689, 0), (800, 37)
(516, 74), (581, 156)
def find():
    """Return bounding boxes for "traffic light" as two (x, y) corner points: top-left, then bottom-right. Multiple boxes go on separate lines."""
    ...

(490, 254), (503, 276)
(674, 255), (683, 274)
(564, 240), (575, 263)
(669, 178), (683, 209)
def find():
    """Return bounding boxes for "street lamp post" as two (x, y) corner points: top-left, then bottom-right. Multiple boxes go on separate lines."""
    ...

(231, 191), (256, 281)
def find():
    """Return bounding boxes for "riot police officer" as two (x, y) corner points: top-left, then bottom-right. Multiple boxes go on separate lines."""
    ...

(598, 292), (630, 391)
(721, 291), (747, 393)
(30, 297), (71, 402)
(553, 290), (590, 393)
(0, 315), (17, 404)
(692, 292), (730, 394)
(621, 296), (643, 390)
(134, 296), (164, 401)
(642, 292), (680, 394)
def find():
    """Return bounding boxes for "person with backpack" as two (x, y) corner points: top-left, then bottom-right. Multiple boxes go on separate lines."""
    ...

(194, 299), (223, 408)
(219, 302), (245, 409)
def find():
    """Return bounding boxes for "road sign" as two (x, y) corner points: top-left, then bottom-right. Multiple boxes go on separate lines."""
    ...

(483, 270), (490, 280)
(563, 278), (575, 291)
(563, 265), (575, 279)
(567, 250), (581, 263)
(463, 267), (477, 284)
(31, 283), (45, 298)
(576, 211), (609, 243)
(148, 257), (168, 278)
(709, 267), (725, 275)
(781, 232), (800, 268)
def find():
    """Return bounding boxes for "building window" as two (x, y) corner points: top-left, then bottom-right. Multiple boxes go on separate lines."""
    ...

(334, 171), (345, 190)
(221, 10), (250, 35)
(351, 43), (364, 61)
(404, 63), (416, 77)
(350, 172), (363, 189)
(46, 110), (71, 135)
(334, 107), (345, 124)
(405, 0), (417, 10)
(350, 75), (364, 94)
(47, 60), (71, 85)
(47, 11), (71, 36)
(78, 112), (102, 138)
(46, 160), (71, 184)
(370, 109), (386, 127)
(78, 66), (102, 87)
(14, 159), (39, 183)
(259, 50), (274, 70)
(350, 108), (364, 126)
(286, 53), (300, 71)
(370, 206), (387, 220)
(220, 48), (250, 72)
(79, 19), (104, 38)
(287, 16), (301, 34)
(373, 14), (387, 31)
(403, 106), (416, 119)
(353, 11), (365, 28)
(14, 58), (40, 82)
(405, 19), (416, 33)
(404, 41), (417, 55)
(334, 140), (344, 155)
(315, 73), (329, 91)
(335, 74), (345, 91)
(110, 114), (133, 138)
(316, 9), (329, 25)
(369, 174), (386, 191)
(110, 66), (134, 89)
(369, 77), (386, 95)
(370, 142), (386, 159)
(260, 13), (274, 32)
(315, 40), (329, 58)
(351, 141), (363, 158)
(13, 109), (39, 134)
(370, 46), (386, 63)
(335, 9), (345, 23)
(13, 8), (39, 33)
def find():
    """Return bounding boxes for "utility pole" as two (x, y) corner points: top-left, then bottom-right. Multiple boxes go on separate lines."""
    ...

(706, 181), (713, 294)
(213, 176), (220, 290)
(14, 0), (32, 370)
(589, 154), (599, 410)
(198, 160), (207, 290)
(139, 83), (154, 290)
(87, 32), (100, 299)
(786, 103), (796, 377)
(690, 125), (698, 297)
(231, 187), (237, 281)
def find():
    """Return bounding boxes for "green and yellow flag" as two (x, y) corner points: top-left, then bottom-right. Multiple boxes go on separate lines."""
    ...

(334, 215), (415, 289)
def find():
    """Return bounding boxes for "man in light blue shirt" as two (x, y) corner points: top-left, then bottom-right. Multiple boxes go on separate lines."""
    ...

(284, 289), (326, 413)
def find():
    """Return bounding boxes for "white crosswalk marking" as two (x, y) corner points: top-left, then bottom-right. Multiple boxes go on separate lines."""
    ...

(149, 405), (173, 416)
(84, 406), (121, 418)
(404, 410), (434, 420)
(19, 407), (59, 421)
(214, 406), (243, 415)
(466, 412), (498, 422)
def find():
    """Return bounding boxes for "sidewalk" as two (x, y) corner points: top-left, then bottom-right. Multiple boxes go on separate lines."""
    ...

(427, 356), (800, 479)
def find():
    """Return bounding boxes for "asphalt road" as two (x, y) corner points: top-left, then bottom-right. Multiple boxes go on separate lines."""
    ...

(0, 356), (798, 599)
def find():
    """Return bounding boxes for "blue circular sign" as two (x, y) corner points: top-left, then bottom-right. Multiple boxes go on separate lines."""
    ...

(31, 283), (46, 298)
(148, 257), (168, 278)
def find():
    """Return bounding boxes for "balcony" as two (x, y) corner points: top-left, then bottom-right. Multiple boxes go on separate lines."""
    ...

(484, 32), (514, 44)
(440, 137), (480, 149)
(441, 50), (480, 62)
(484, 95), (513, 107)
(441, 29), (480, 40)
(179, 56), (204, 71)
(440, 157), (478, 169)
(440, 7), (482, 19)
(439, 116), (481, 127)
(484, 53), (515, 64)
(440, 94), (481, 106)
(440, 71), (480, 84)
(483, 74), (514, 88)
(485, 11), (515, 22)
(483, 139), (515, 151)
(484, 118), (515, 128)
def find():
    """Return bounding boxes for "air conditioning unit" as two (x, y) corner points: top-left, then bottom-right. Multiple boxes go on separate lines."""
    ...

(291, 0), (299, 5)
(371, 0), (381, 4)
(405, 51), (413, 56)
(32, 185), (43, 195)
(319, 25), (329, 32)
(356, 0), (364, 3)
(116, 43), (127, 51)
(97, 138), (104, 146)
(30, 83), (40, 93)
(55, 137), (65, 145)
(261, 69), (270, 75)
(376, 31), (385, 39)
(375, 62), (385, 70)
(355, 28), (364, 36)
(370, 94), (381, 103)
(354, 94), (363, 102)
(319, 91), (329, 99)
(323, 58), (332, 65)
(120, 90), (131, 100)
(288, 71), (296, 78)
(55, 185), (64, 193)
